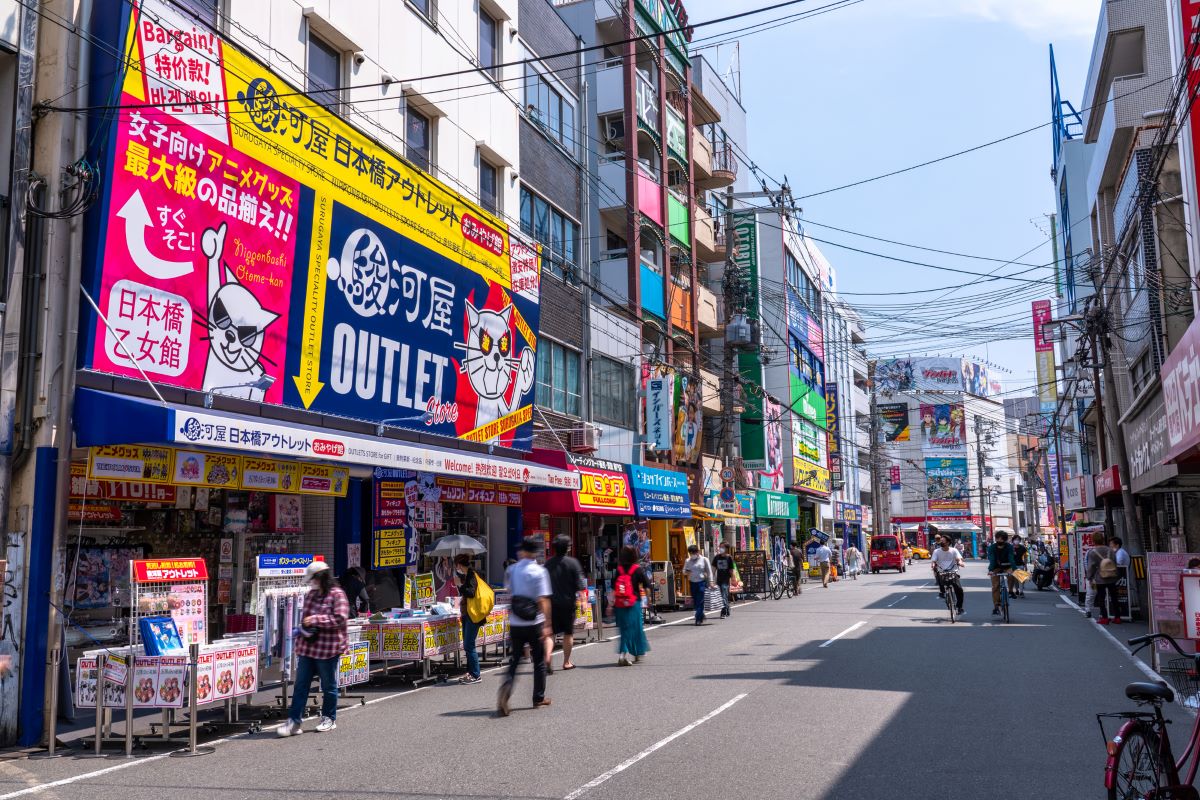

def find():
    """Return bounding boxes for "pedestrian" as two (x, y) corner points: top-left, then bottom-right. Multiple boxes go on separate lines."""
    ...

(844, 543), (863, 578)
(1012, 536), (1028, 597)
(278, 561), (348, 737)
(613, 545), (651, 666)
(498, 537), (553, 716)
(1087, 537), (1120, 625)
(815, 540), (833, 588)
(1112, 537), (1130, 568)
(790, 541), (806, 591)
(712, 544), (737, 617)
(453, 554), (485, 684)
(339, 566), (370, 615)
(682, 544), (714, 626)
(544, 535), (586, 672)
(597, 547), (613, 623)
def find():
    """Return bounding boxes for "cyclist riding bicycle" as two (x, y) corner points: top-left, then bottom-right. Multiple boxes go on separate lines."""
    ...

(931, 538), (964, 614)
(987, 531), (1019, 616)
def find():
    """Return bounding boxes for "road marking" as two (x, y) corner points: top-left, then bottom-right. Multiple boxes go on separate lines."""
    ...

(562, 693), (748, 800)
(1058, 592), (1164, 684)
(886, 596), (908, 608)
(819, 620), (867, 648)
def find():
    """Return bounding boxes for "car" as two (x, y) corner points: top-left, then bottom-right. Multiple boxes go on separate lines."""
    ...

(910, 546), (930, 560)
(869, 534), (906, 573)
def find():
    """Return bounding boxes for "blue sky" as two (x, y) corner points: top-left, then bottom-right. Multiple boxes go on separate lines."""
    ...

(687, 0), (1099, 397)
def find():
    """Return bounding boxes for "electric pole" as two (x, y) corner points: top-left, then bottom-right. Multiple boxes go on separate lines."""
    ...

(867, 359), (884, 541)
(974, 414), (991, 540)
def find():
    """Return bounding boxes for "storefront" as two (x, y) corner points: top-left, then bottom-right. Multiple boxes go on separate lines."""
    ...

(834, 501), (863, 551)
(699, 490), (753, 552)
(755, 489), (798, 558)
(792, 461), (831, 544)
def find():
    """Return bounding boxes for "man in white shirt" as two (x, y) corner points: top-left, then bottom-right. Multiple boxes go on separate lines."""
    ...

(682, 545), (714, 625)
(931, 538), (964, 613)
(1111, 537), (1131, 567)
(815, 543), (833, 588)
(499, 537), (552, 716)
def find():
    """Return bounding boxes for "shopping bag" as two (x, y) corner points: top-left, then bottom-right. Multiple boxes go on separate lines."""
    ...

(1013, 569), (1031, 585)
(703, 587), (724, 613)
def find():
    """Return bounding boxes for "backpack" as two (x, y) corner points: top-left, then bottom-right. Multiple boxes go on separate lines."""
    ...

(464, 574), (495, 624)
(613, 565), (638, 608)
(1098, 551), (1119, 580)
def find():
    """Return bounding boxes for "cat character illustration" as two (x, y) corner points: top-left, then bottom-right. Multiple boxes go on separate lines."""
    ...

(454, 299), (535, 439)
(200, 223), (279, 400)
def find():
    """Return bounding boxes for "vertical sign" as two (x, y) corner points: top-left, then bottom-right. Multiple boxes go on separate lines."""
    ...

(1032, 300), (1059, 413)
(1180, 0), (1200, 250)
(646, 368), (675, 451)
(825, 383), (842, 484)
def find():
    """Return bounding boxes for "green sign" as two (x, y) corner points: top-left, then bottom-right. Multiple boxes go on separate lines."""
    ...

(666, 106), (687, 162)
(755, 490), (798, 520)
(789, 372), (827, 428)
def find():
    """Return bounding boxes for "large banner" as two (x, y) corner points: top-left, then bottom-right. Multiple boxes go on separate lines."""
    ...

(758, 398), (785, 492)
(878, 403), (910, 442)
(824, 383), (842, 485)
(672, 372), (702, 462)
(925, 457), (970, 517)
(83, 0), (542, 448)
(918, 403), (966, 452)
(961, 359), (992, 398)
(1032, 300), (1059, 413)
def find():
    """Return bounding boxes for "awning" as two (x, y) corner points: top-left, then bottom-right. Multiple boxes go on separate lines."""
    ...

(73, 388), (580, 490)
(690, 504), (751, 522)
(524, 450), (633, 515)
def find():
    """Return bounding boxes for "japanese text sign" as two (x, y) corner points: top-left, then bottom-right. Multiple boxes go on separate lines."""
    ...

(133, 558), (209, 583)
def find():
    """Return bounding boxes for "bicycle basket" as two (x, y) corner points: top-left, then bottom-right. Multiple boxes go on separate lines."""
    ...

(1161, 658), (1200, 698)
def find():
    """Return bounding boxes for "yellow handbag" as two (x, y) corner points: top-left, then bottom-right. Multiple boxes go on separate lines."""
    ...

(465, 576), (495, 624)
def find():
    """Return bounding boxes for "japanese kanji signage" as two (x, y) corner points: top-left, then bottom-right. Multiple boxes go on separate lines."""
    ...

(83, 0), (543, 450)
(132, 558), (209, 583)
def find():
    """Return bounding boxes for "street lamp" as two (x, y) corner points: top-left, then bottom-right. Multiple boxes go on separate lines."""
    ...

(203, 374), (275, 408)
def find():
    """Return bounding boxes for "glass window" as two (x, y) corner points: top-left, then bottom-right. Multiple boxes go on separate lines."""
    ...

(406, 106), (431, 171)
(307, 34), (341, 110)
(534, 196), (550, 243)
(593, 356), (635, 427)
(521, 185), (578, 281)
(536, 341), (581, 416)
(173, 0), (219, 25)
(479, 159), (498, 214)
(479, 9), (498, 78)
(519, 187), (533, 235)
(524, 65), (574, 149)
(410, 0), (433, 20)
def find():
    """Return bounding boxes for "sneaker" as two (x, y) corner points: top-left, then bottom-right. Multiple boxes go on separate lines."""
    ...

(277, 720), (303, 738)
(497, 681), (512, 717)
(1098, 617), (1110, 625)
(315, 716), (336, 733)
(617, 656), (631, 667)
(459, 674), (482, 684)
(992, 607), (1000, 616)
(534, 698), (552, 708)
(1111, 618), (1123, 625)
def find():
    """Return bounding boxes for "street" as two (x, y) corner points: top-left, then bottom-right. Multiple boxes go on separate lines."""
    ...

(0, 563), (1161, 800)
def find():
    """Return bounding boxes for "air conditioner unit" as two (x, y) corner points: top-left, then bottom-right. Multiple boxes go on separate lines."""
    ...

(570, 426), (600, 453)
(605, 118), (625, 142)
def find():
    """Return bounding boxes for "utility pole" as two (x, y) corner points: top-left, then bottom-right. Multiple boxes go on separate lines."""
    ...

(974, 413), (991, 540)
(1088, 300), (1141, 549)
(867, 360), (885, 541)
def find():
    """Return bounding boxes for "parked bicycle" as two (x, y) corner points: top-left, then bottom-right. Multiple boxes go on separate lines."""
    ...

(767, 561), (794, 600)
(1101, 632), (1200, 799)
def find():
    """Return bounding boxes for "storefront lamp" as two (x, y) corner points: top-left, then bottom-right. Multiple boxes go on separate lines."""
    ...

(203, 374), (275, 408)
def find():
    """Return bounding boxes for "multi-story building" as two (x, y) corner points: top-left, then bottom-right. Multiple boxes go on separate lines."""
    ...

(822, 290), (871, 547)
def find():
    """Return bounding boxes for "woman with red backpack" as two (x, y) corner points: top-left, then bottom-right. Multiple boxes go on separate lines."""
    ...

(613, 546), (651, 666)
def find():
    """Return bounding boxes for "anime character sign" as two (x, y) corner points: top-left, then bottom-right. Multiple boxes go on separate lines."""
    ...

(453, 294), (536, 439)
(920, 403), (966, 453)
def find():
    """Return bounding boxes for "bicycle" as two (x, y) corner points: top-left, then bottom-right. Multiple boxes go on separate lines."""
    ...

(1101, 632), (1200, 799)
(934, 567), (960, 624)
(768, 563), (794, 600)
(989, 569), (1011, 623)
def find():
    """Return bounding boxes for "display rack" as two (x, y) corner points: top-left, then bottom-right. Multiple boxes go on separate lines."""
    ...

(252, 554), (316, 715)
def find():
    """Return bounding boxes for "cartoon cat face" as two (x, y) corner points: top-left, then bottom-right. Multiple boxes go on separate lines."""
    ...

(208, 281), (279, 373)
(461, 300), (515, 400)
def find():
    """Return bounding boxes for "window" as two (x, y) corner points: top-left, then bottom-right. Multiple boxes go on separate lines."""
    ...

(519, 186), (580, 280)
(536, 340), (581, 416)
(479, 9), (499, 79)
(785, 249), (822, 318)
(593, 356), (636, 427)
(173, 0), (219, 25)
(406, 106), (431, 171)
(410, 0), (435, 23)
(524, 64), (575, 150)
(479, 159), (498, 214)
(307, 34), (342, 110)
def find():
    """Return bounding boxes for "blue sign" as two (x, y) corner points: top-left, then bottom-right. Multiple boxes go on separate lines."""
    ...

(257, 554), (320, 576)
(627, 465), (690, 519)
(786, 286), (807, 341)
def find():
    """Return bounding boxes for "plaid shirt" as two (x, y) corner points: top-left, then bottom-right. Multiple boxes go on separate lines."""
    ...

(295, 586), (350, 660)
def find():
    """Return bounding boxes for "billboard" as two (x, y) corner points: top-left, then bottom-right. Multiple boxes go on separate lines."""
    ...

(878, 403), (910, 442)
(877, 356), (1003, 395)
(960, 360), (992, 398)
(672, 372), (703, 463)
(646, 367), (675, 451)
(83, 0), (542, 448)
(1032, 300), (1059, 413)
(825, 383), (842, 485)
(758, 398), (785, 492)
(875, 358), (914, 394)
(915, 357), (966, 392)
(919, 403), (966, 452)
(925, 457), (970, 517)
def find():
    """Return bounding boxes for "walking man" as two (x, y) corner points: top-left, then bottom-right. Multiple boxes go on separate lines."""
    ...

(790, 541), (806, 592)
(499, 537), (552, 716)
(815, 540), (833, 588)
(544, 535), (586, 672)
(682, 545), (714, 626)
(712, 545), (736, 618)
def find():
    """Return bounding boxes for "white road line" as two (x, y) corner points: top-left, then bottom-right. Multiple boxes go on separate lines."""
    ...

(0, 599), (766, 799)
(1058, 592), (1164, 684)
(562, 693), (748, 800)
(886, 596), (908, 608)
(818, 620), (867, 648)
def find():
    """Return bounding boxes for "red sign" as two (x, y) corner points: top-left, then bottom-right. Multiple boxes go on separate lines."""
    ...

(1032, 300), (1053, 352)
(1162, 315), (1200, 463)
(1094, 465), (1122, 497)
(132, 558), (209, 583)
(70, 463), (177, 504)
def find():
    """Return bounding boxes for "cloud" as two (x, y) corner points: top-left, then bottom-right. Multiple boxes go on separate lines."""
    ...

(917, 0), (1099, 38)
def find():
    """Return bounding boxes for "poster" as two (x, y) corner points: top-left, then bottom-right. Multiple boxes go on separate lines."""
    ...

(925, 457), (970, 517)
(919, 404), (966, 452)
(195, 652), (215, 704)
(172, 449), (240, 489)
(1148, 552), (1200, 659)
(338, 641), (370, 687)
(83, 0), (543, 450)
(414, 573), (435, 608)
(961, 359), (992, 398)
(672, 372), (703, 463)
(235, 647), (258, 695)
(646, 368), (675, 451)
(758, 398), (785, 492)
(131, 656), (160, 708)
(156, 656), (187, 708)
(878, 403), (910, 442)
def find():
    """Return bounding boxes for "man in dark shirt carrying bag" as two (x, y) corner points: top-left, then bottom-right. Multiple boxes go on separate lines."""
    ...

(544, 535), (586, 672)
(712, 545), (736, 618)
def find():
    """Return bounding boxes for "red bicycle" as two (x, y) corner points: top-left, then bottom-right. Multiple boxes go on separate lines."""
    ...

(1102, 632), (1200, 799)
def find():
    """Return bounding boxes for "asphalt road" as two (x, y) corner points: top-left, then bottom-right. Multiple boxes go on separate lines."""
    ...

(0, 562), (1167, 799)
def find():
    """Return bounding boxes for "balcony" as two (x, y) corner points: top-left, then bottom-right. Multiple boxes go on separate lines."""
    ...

(596, 59), (624, 117)
(694, 203), (721, 263)
(697, 144), (736, 189)
(594, 250), (630, 309)
(697, 282), (720, 338)
(692, 127), (713, 181)
(599, 157), (663, 229)
(850, 347), (868, 381)
(700, 367), (722, 414)
(669, 270), (694, 334)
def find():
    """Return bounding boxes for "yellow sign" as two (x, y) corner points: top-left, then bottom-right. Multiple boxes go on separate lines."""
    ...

(88, 445), (173, 483)
(240, 457), (301, 493)
(414, 573), (435, 608)
(172, 449), (240, 488)
(297, 463), (350, 496)
(793, 459), (832, 496)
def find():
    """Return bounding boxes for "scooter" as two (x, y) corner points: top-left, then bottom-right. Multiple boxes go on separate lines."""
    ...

(1032, 553), (1058, 591)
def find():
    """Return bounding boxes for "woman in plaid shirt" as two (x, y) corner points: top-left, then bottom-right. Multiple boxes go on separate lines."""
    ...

(278, 561), (350, 737)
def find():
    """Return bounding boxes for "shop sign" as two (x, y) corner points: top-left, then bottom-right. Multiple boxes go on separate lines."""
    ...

(83, 0), (542, 451)
(172, 449), (240, 488)
(576, 469), (632, 514)
(627, 465), (690, 518)
(925, 457), (969, 517)
(1094, 465), (1122, 497)
(665, 106), (687, 161)
(755, 490), (798, 520)
(337, 641), (370, 688)
(889, 464), (901, 491)
(646, 368), (675, 451)
(413, 573), (435, 608)
(71, 463), (177, 512)
(1183, 571), (1200, 640)
(825, 383), (841, 481)
(88, 445), (172, 483)
(132, 558), (209, 582)
(793, 461), (831, 496)
(1032, 300), (1059, 412)
(240, 457), (301, 492)
(835, 502), (861, 523)
(1063, 475), (1095, 511)
(1124, 390), (1176, 492)
(256, 554), (321, 578)
(1162, 315), (1200, 462)
(170, 407), (578, 489)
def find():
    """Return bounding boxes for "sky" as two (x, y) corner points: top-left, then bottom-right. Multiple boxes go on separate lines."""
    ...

(686, 0), (1101, 397)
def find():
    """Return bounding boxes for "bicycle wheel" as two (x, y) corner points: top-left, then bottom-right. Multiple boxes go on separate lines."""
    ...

(946, 588), (956, 623)
(771, 576), (784, 600)
(784, 578), (794, 599)
(1001, 594), (1010, 624)
(1108, 724), (1168, 800)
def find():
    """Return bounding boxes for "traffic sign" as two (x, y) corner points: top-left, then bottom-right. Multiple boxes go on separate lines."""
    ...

(720, 467), (735, 482)
(719, 487), (735, 503)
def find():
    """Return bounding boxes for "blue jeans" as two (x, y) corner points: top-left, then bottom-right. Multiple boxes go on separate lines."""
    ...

(289, 654), (338, 723)
(691, 580), (707, 622)
(461, 615), (482, 678)
(718, 582), (731, 614)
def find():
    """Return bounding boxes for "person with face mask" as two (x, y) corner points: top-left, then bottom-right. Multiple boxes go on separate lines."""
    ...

(712, 545), (736, 618)
(278, 561), (349, 737)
